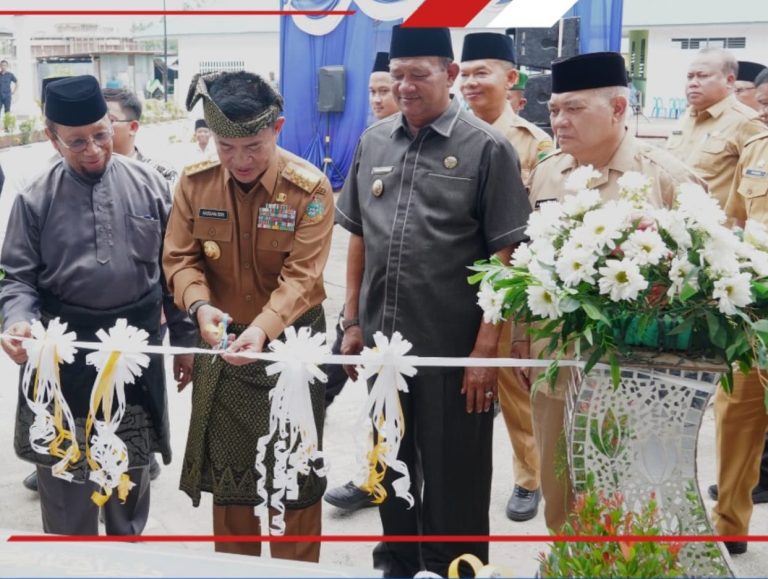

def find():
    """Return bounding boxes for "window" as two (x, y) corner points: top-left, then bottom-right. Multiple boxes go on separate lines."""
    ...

(671, 37), (746, 50)
(199, 60), (245, 74)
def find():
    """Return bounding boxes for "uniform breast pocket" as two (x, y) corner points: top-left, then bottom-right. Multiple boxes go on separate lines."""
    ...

(423, 173), (476, 219)
(192, 219), (233, 265)
(737, 177), (768, 200)
(256, 230), (294, 275)
(126, 214), (162, 264)
(700, 136), (727, 155)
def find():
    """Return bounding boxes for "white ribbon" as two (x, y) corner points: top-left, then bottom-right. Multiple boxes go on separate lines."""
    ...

(354, 331), (417, 507)
(21, 319), (79, 481)
(84, 319), (151, 503)
(254, 326), (330, 535)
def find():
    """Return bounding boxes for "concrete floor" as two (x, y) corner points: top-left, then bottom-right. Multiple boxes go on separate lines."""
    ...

(0, 121), (765, 577)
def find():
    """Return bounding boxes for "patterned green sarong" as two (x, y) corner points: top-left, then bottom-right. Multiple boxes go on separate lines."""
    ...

(180, 305), (327, 508)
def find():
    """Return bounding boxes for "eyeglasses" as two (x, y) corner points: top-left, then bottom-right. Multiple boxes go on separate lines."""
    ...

(53, 128), (113, 153)
(109, 116), (135, 124)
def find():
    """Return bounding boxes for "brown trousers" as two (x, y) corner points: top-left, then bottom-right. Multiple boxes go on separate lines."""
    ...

(713, 371), (768, 535)
(497, 320), (540, 491)
(213, 501), (322, 562)
(531, 390), (573, 532)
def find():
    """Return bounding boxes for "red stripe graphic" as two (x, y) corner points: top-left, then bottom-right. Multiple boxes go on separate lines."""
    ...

(0, 10), (355, 16)
(7, 534), (768, 543)
(402, 0), (491, 27)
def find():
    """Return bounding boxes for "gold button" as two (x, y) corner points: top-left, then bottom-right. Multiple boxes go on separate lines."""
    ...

(245, 294), (253, 302)
(271, 240), (278, 248)
(208, 227), (216, 236)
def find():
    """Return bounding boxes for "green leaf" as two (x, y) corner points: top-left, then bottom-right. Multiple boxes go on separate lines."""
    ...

(667, 316), (694, 336)
(679, 283), (699, 302)
(705, 311), (728, 349)
(583, 326), (594, 347)
(560, 296), (580, 313)
(467, 271), (486, 285)
(609, 352), (620, 388)
(583, 347), (604, 375)
(753, 320), (768, 334)
(752, 281), (768, 298)
(582, 302), (611, 325)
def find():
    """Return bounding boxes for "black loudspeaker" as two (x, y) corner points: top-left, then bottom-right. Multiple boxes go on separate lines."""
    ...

(520, 73), (552, 129)
(317, 65), (346, 113)
(512, 17), (580, 70)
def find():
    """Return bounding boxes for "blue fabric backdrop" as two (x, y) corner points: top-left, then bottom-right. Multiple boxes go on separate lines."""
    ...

(568, 0), (624, 54)
(280, 1), (397, 189)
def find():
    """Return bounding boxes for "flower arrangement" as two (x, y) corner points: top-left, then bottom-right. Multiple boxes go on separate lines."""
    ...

(470, 167), (768, 393)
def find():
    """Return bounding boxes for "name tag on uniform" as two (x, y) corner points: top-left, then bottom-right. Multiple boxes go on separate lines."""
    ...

(371, 166), (393, 175)
(199, 208), (228, 220)
(535, 198), (557, 209)
(746, 169), (767, 178)
(258, 203), (296, 232)
(671, 130), (683, 136)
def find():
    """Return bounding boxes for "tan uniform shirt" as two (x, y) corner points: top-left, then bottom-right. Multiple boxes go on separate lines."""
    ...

(665, 94), (763, 208)
(492, 103), (553, 186)
(163, 148), (334, 340)
(527, 131), (707, 396)
(725, 131), (768, 225)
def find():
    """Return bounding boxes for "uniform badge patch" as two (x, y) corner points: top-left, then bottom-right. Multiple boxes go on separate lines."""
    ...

(275, 192), (287, 203)
(258, 203), (296, 232)
(304, 198), (325, 223)
(443, 155), (458, 169)
(746, 168), (767, 178)
(199, 208), (228, 220)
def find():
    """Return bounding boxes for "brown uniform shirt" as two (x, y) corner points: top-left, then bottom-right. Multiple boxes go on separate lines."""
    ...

(527, 131), (706, 396)
(163, 148), (334, 340)
(725, 131), (768, 225)
(665, 94), (763, 208)
(492, 103), (553, 186)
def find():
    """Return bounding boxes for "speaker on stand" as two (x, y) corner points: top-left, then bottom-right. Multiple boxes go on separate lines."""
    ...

(317, 65), (346, 183)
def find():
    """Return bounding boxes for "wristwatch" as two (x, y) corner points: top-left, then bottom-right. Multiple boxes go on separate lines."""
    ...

(187, 300), (210, 327)
(340, 317), (360, 331)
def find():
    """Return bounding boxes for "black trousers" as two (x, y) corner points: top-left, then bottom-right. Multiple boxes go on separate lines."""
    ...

(372, 369), (494, 578)
(37, 465), (150, 535)
(761, 433), (768, 488)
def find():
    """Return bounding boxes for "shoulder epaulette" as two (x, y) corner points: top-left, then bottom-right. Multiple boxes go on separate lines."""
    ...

(745, 131), (768, 148)
(282, 162), (322, 194)
(184, 158), (220, 177)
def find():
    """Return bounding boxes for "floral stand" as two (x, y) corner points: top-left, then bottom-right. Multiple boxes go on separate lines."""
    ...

(566, 354), (733, 577)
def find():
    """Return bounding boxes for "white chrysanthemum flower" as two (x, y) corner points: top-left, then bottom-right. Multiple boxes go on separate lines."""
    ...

(622, 229), (668, 266)
(700, 228), (741, 276)
(511, 243), (533, 268)
(555, 248), (598, 286)
(747, 247), (768, 278)
(529, 239), (556, 265)
(712, 272), (753, 315)
(617, 172), (653, 208)
(564, 165), (602, 192)
(617, 171), (652, 193)
(676, 183), (726, 227)
(525, 201), (564, 241)
(653, 208), (692, 249)
(528, 258), (558, 289)
(667, 255), (698, 298)
(477, 281), (506, 324)
(744, 220), (768, 252)
(526, 285), (562, 320)
(561, 188), (601, 218)
(598, 259), (649, 302)
(578, 207), (625, 250)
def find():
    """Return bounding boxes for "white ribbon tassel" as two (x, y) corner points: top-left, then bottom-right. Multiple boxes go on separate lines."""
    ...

(84, 319), (150, 503)
(355, 331), (417, 508)
(21, 318), (79, 481)
(254, 326), (329, 535)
